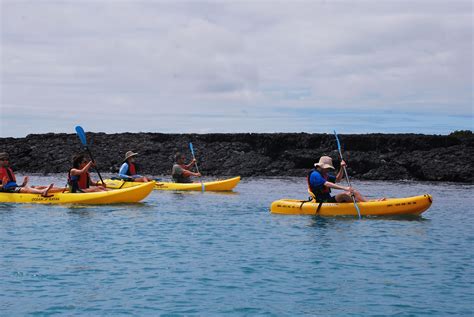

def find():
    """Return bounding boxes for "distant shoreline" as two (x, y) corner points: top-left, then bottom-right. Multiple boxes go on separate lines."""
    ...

(1, 131), (473, 183)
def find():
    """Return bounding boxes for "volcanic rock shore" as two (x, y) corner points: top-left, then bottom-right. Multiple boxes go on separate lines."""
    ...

(1, 132), (473, 183)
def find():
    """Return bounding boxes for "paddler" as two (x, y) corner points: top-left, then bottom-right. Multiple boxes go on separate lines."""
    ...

(308, 156), (369, 203)
(171, 152), (201, 183)
(118, 151), (150, 182)
(0, 152), (55, 196)
(68, 154), (108, 192)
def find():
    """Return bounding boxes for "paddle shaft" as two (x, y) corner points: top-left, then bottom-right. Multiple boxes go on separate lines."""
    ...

(189, 142), (204, 191)
(84, 146), (105, 185)
(334, 131), (361, 219)
(75, 126), (105, 186)
(189, 143), (200, 174)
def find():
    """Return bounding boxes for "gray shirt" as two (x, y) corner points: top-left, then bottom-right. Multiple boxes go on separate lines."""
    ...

(172, 164), (192, 183)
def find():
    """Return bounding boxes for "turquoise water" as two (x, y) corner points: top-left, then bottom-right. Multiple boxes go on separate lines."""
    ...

(1, 176), (473, 316)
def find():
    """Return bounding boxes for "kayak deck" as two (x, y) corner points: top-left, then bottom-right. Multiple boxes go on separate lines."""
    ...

(0, 182), (154, 204)
(104, 176), (241, 192)
(270, 194), (433, 217)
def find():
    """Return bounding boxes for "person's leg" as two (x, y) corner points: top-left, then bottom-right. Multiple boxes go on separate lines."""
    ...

(335, 193), (353, 203)
(352, 190), (369, 202)
(81, 187), (106, 192)
(32, 186), (67, 193)
(21, 176), (29, 186)
(133, 177), (150, 182)
(20, 184), (53, 196)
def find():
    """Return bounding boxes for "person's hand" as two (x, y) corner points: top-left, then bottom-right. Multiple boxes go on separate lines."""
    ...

(346, 186), (353, 192)
(196, 172), (202, 177)
(340, 160), (347, 167)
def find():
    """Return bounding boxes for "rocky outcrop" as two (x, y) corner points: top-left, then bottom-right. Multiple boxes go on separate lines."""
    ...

(1, 132), (473, 182)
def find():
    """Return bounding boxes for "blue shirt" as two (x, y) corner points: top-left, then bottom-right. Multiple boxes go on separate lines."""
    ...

(118, 162), (142, 179)
(309, 170), (336, 200)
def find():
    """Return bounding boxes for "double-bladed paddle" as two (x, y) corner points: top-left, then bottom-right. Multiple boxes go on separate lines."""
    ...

(334, 130), (361, 219)
(75, 126), (105, 186)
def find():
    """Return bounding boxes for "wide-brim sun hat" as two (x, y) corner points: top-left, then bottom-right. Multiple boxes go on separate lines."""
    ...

(0, 152), (9, 160)
(124, 151), (138, 162)
(314, 156), (335, 169)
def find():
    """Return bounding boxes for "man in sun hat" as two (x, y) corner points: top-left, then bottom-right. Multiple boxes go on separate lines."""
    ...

(307, 155), (368, 203)
(118, 151), (150, 182)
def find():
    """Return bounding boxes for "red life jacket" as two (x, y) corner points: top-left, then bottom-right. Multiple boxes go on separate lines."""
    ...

(0, 167), (16, 184)
(127, 162), (137, 175)
(68, 170), (90, 192)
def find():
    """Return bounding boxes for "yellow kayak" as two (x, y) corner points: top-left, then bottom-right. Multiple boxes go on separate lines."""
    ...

(0, 182), (154, 204)
(270, 194), (433, 217)
(103, 176), (241, 192)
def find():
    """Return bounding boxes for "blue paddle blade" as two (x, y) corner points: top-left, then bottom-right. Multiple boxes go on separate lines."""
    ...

(75, 126), (88, 146)
(189, 142), (195, 157)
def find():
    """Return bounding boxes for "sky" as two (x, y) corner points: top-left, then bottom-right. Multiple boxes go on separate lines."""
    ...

(1, 0), (472, 137)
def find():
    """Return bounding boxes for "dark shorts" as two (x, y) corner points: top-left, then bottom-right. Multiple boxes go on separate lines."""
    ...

(317, 195), (337, 203)
(1, 186), (22, 193)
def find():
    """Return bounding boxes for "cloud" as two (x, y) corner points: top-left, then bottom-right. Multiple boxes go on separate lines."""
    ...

(1, 0), (472, 137)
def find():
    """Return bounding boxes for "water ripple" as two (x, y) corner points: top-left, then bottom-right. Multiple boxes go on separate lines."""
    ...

(0, 176), (472, 315)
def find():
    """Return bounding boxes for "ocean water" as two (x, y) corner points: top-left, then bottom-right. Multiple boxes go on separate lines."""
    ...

(0, 175), (473, 316)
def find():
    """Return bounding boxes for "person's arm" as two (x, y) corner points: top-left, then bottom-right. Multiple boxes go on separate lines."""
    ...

(70, 161), (93, 176)
(182, 169), (201, 177)
(183, 159), (194, 170)
(118, 163), (130, 179)
(1, 175), (8, 187)
(335, 160), (346, 183)
(324, 181), (351, 192)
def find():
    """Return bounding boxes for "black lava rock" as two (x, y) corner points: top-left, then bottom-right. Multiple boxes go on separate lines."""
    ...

(1, 132), (472, 183)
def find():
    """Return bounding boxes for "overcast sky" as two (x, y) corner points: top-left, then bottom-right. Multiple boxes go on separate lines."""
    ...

(1, 0), (472, 137)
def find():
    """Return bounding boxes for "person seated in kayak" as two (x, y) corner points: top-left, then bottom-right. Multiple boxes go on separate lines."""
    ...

(172, 152), (201, 183)
(68, 154), (108, 193)
(308, 155), (369, 203)
(118, 151), (150, 182)
(0, 152), (54, 196)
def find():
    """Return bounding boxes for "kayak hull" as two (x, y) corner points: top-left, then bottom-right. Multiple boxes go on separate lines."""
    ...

(0, 182), (154, 204)
(270, 194), (433, 217)
(104, 176), (241, 192)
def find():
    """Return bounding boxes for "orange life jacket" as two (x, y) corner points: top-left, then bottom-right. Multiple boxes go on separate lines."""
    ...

(68, 170), (90, 193)
(0, 166), (16, 184)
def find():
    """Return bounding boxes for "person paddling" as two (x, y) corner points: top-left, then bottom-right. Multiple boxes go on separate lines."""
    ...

(0, 152), (54, 196)
(308, 156), (371, 203)
(68, 154), (108, 193)
(171, 152), (201, 183)
(118, 151), (150, 182)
